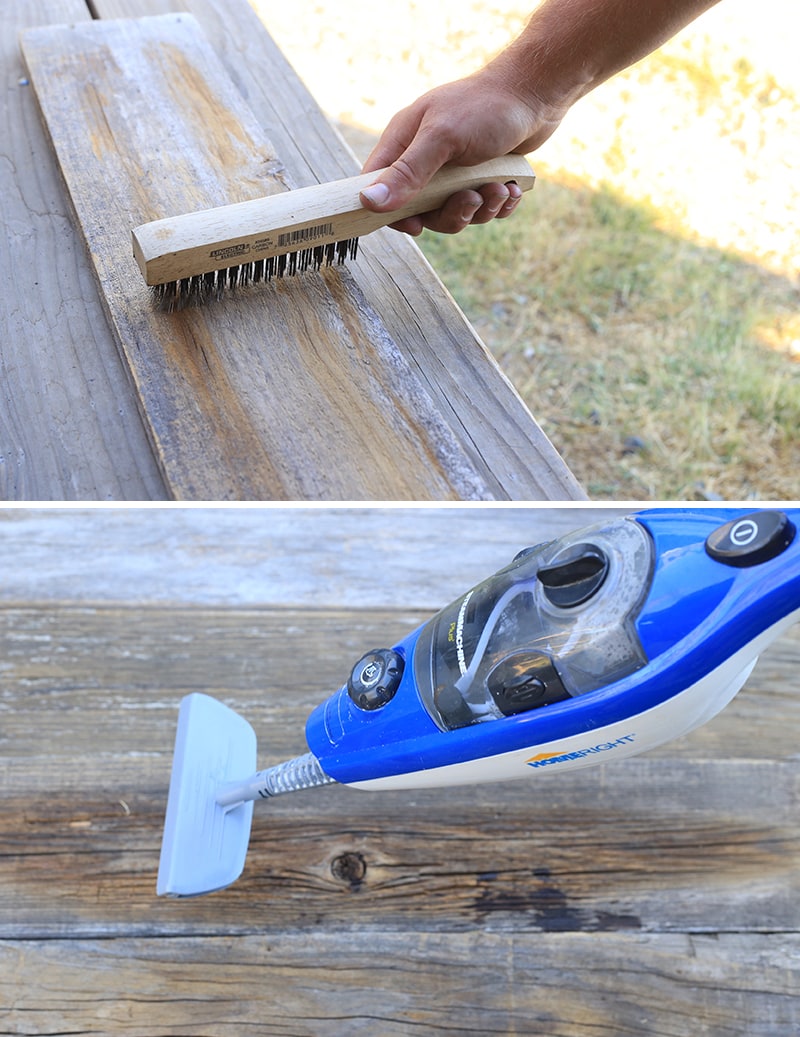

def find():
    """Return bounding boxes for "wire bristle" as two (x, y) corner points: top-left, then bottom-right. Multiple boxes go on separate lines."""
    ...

(153, 236), (360, 311)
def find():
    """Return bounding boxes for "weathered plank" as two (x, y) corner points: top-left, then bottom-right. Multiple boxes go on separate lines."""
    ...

(1, 591), (796, 759)
(2, 604), (797, 939)
(0, 0), (166, 500)
(94, 0), (584, 501)
(2, 932), (799, 1037)
(18, 14), (474, 501)
(0, 505), (622, 608)
(4, 754), (798, 939)
(20, 10), (582, 500)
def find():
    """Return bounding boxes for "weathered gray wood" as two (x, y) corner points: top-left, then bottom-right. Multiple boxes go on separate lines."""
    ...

(2, 603), (798, 940)
(94, 0), (363, 190)
(17, 7), (581, 501)
(2, 932), (798, 1037)
(97, 0), (583, 501)
(0, 0), (167, 500)
(4, 0), (582, 501)
(0, 505), (620, 607)
(21, 13), (495, 500)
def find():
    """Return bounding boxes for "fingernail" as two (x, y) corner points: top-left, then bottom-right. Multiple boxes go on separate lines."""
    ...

(361, 182), (391, 207)
(461, 201), (481, 223)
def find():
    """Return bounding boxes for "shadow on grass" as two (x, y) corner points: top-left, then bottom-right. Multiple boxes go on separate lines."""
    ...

(416, 174), (800, 501)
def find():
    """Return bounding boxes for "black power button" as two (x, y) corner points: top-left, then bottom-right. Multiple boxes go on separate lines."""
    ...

(347, 649), (404, 710)
(705, 511), (795, 567)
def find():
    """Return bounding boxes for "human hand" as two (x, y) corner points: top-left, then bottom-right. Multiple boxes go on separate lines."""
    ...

(360, 0), (724, 237)
(359, 64), (567, 236)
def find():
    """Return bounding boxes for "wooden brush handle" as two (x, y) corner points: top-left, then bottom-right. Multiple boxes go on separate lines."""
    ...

(132, 155), (535, 286)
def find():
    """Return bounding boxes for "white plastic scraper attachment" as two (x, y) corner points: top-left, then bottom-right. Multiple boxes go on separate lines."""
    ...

(157, 693), (257, 897)
(157, 693), (336, 897)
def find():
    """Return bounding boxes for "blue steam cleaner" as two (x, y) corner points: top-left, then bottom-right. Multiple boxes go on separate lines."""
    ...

(157, 508), (800, 897)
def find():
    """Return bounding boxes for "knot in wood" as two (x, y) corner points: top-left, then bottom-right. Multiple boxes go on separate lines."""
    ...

(330, 851), (367, 888)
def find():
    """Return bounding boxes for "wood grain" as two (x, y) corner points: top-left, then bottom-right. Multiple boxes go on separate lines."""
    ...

(0, 505), (622, 608)
(18, 14), (470, 500)
(20, 7), (582, 501)
(0, 0), (166, 500)
(2, 932), (798, 1037)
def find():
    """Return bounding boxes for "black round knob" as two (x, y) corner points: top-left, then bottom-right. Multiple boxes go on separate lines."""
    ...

(537, 543), (609, 608)
(347, 649), (404, 710)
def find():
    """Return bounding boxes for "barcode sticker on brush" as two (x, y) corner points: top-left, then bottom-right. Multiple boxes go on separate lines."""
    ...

(276, 223), (335, 248)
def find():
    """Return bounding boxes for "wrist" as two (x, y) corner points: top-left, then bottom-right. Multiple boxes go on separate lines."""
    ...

(491, 0), (722, 115)
(485, 6), (602, 116)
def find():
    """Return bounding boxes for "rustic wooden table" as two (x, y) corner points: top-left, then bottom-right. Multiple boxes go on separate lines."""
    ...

(2, 0), (583, 502)
(1, 506), (798, 1035)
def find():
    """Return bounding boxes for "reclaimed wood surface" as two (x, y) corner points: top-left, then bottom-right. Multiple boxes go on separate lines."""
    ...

(1, 0), (166, 500)
(16, 1), (584, 501)
(1, 506), (798, 1035)
(94, 0), (584, 501)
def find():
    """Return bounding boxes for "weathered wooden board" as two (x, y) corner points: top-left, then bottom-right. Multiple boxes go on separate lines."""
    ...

(0, 0), (166, 500)
(0, 505), (621, 607)
(18, 14), (472, 501)
(95, 0), (584, 502)
(1, 605), (798, 1035)
(2, 604), (798, 940)
(20, 9), (583, 500)
(3, 932), (799, 1037)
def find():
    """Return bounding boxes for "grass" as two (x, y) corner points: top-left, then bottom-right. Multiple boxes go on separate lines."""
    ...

(418, 179), (800, 499)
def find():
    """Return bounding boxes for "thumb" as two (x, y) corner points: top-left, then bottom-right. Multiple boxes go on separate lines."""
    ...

(360, 138), (454, 213)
